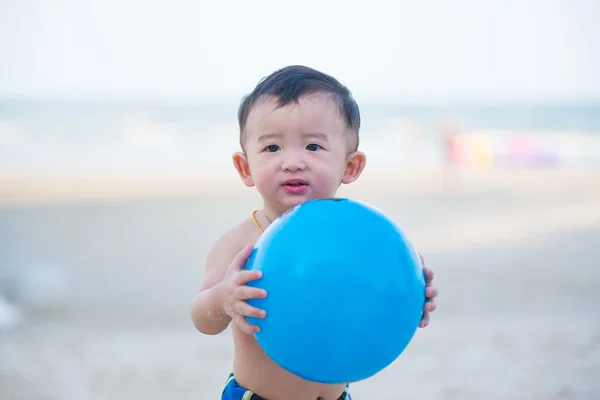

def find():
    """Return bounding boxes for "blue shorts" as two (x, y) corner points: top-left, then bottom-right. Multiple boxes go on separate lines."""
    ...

(221, 373), (352, 400)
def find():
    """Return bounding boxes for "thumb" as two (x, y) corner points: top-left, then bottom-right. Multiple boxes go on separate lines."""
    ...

(228, 245), (254, 272)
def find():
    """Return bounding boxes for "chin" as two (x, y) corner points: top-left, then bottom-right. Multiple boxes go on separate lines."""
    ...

(269, 189), (332, 215)
(273, 198), (309, 214)
(283, 198), (306, 209)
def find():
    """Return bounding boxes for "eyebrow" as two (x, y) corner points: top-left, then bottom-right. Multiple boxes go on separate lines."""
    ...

(256, 133), (283, 143)
(255, 132), (330, 143)
(304, 132), (329, 142)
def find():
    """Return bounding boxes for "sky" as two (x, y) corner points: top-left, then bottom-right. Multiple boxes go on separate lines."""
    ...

(0, 0), (599, 102)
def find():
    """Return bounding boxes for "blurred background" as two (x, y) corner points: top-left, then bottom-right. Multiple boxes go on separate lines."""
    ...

(1, 1), (599, 399)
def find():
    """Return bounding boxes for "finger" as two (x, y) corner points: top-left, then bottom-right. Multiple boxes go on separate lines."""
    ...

(419, 312), (430, 328)
(425, 286), (438, 299)
(235, 301), (267, 319)
(234, 285), (267, 300)
(423, 267), (434, 284)
(233, 270), (263, 286)
(229, 245), (254, 272)
(425, 301), (436, 313)
(234, 314), (259, 334)
(419, 253), (425, 266)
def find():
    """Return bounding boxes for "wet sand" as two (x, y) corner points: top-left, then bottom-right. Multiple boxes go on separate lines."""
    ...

(1, 168), (599, 399)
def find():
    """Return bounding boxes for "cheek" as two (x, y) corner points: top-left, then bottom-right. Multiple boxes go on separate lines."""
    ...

(249, 157), (275, 185)
(326, 152), (348, 175)
(313, 155), (346, 183)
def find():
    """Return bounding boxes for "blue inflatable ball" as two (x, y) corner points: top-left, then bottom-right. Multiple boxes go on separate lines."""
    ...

(245, 198), (426, 384)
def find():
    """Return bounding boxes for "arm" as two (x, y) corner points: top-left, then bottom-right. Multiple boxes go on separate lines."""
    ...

(190, 230), (266, 336)
(190, 231), (241, 335)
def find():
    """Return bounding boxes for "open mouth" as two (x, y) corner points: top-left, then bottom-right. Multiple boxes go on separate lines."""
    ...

(282, 179), (308, 193)
(283, 179), (308, 186)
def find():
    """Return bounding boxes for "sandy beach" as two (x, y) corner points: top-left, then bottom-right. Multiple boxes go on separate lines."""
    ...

(1, 168), (599, 399)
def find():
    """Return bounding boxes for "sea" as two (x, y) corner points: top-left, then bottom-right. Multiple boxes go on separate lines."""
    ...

(1, 97), (600, 177)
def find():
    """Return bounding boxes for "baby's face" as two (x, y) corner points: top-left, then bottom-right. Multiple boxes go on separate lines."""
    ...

(238, 94), (356, 214)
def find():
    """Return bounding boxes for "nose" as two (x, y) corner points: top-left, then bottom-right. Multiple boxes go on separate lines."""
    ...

(281, 150), (306, 172)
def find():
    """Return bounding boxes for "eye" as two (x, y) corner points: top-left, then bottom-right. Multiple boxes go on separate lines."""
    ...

(306, 143), (322, 151)
(264, 145), (280, 152)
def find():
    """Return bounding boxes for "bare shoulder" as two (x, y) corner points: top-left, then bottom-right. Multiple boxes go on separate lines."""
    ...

(199, 216), (261, 290)
(205, 217), (256, 269)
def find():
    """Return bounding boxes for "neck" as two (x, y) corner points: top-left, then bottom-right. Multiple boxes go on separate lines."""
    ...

(261, 204), (289, 227)
(263, 212), (273, 224)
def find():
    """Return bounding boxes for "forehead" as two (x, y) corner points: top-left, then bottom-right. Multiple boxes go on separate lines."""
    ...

(243, 94), (348, 141)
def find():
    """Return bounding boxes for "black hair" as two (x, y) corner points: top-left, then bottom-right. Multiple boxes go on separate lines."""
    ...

(238, 65), (360, 151)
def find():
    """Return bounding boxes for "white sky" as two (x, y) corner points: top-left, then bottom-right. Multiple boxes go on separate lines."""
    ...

(0, 0), (599, 101)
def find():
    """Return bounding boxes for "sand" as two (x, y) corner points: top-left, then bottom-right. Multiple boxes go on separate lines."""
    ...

(0, 167), (599, 399)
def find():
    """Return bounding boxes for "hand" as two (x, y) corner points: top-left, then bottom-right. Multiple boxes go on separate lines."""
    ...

(221, 245), (268, 334)
(419, 254), (438, 328)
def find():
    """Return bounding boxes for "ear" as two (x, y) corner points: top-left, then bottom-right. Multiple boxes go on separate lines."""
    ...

(341, 151), (366, 185)
(232, 152), (255, 187)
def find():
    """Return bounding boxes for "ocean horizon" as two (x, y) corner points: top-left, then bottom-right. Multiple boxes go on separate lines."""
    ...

(1, 97), (600, 177)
